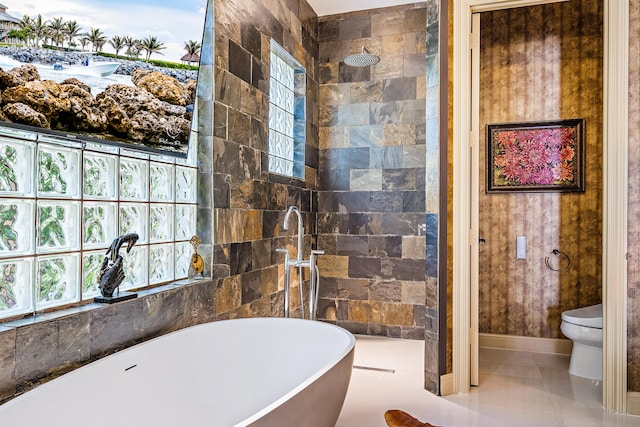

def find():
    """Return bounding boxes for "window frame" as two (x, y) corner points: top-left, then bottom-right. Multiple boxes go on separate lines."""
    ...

(268, 40), (306, 179)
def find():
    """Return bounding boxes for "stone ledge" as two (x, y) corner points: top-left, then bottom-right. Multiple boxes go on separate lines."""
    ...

(0, 279), (216, 403)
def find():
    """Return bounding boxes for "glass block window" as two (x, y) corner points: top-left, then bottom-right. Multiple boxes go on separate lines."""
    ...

(268, 40), (306, 179)
(0, 133), (199, 320)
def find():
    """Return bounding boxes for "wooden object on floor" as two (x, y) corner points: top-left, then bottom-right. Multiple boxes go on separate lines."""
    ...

(384, 410), (441, 427)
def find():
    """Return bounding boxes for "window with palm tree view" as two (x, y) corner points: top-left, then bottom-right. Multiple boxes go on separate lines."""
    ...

(0, 0), (206, 320)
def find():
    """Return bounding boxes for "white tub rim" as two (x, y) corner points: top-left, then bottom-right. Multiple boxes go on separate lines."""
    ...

(231, 317), (355, 426)
(0, 316), (356, 427)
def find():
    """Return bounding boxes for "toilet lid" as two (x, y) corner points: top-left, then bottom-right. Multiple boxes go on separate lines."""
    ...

(561, 303), (603, 328)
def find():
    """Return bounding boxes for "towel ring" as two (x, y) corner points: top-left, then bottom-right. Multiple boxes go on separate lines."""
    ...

(545, 249), (570, 272)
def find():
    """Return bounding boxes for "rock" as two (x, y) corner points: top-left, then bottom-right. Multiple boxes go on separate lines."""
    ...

(183, 79), (197, 104)
(96, 84), (162, 116)
(2, 79), (106, 132)
(64, 101), (107, 132)
(3, 102), (50, 128)
(59, 82), (93, 104)
(131, 69), (190, 106)
(0, 69), (11, 89)
(0, 64), (41, 89)
(61, 77), (91, 94)
(61, 84), (107, 132)
(95, 83), (189, 146)
(95, 94), (132, 136)
(0, 46), (85, 66)
(116, 62), (197, 82)
(96, 83), (188, 119)
(3, 80), (67, 122)
(128, 110), (191, 148)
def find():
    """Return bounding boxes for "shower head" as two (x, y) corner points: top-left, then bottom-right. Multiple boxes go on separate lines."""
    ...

(344, 46), (380, 67)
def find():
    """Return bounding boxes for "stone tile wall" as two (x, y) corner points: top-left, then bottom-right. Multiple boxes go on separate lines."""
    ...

(317, 4), (429, 341)
(212, 0), (320, 318)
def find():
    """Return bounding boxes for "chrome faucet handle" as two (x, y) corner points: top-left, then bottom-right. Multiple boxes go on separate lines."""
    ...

(276, 248), (290, 260)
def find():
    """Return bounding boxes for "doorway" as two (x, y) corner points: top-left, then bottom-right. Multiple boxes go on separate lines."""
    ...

(476, 0), (604, 379)
(451, 0), (629, 414)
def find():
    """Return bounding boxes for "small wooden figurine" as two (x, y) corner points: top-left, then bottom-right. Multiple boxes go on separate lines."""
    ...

(188, 235), (204, 279)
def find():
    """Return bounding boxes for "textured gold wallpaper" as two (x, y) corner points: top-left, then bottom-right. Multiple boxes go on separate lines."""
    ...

(628, 0), (640, 393)
(477, 0), (603, 339)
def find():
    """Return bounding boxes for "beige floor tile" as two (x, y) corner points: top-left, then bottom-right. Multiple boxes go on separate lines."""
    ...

(336, 336), (640, 427)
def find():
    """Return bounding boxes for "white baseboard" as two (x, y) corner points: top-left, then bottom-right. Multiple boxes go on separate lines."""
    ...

(479, 333), (572, 355)
(628, 392), (640, 416)
(440, 373), (453, 396)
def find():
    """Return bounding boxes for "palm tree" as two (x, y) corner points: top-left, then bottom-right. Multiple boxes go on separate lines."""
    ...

(182, 40), (201, 64)
(109, 35), (125, 58)
(140, 35), (166, 62)
(123, 36), (140, 59)
(15, 17), (32, 46)
(184, 40), (201, 55)
(87, 27), (107, 53)
(63, 20), (82, 48)
(18, 15), (34, 46)
(19, 14), (33, 29)
(47, 17), (65, 47)
(96, 38), (107, 52)
(79, 35), (91, 51)
(30, 14), (48, 48)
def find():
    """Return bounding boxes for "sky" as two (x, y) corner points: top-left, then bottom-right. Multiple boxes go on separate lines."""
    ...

(3, 0), (207, 61)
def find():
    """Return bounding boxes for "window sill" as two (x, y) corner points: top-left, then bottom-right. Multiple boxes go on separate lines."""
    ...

(0, 278), (213, 329)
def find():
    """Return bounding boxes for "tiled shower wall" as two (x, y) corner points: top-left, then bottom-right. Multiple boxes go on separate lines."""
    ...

(477, 1), (603, 338)
(628, 0), (640, 393)
(212, 0), (320, 318)
(316, 4), (430, 341)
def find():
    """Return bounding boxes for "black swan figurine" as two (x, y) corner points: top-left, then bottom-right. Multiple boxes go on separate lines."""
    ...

(98, 233), (139, 298)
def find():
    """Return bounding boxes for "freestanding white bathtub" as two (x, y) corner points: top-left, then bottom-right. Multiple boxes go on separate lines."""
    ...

(0, 317), (355, 427)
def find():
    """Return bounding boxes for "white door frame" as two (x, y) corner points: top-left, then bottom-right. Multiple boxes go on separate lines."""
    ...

(452, 0), (629, 413)
(469, 12), (481, 386)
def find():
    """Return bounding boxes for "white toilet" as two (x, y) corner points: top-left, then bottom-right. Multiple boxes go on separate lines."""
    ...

(560, 303), (603, 380)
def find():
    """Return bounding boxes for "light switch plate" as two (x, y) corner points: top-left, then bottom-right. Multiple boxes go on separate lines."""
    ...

(517, 235), (526, 259)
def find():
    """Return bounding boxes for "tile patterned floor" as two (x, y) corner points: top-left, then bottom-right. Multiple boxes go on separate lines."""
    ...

(336, 335), (640, 427)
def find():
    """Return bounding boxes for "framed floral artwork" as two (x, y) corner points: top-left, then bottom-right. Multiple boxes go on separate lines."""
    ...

(486, 119), (585, 193)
